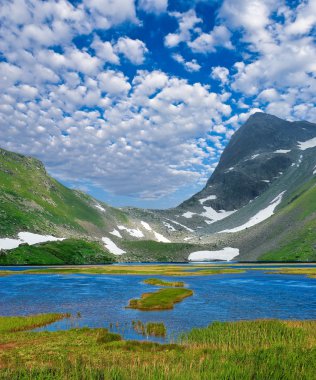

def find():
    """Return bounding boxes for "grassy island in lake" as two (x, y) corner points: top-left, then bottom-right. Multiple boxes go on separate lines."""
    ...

(143, 278), (184, 287)
(127, 288), (193, 310)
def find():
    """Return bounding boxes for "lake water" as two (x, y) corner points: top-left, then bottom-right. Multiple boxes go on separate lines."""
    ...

(1, 264), (316, 342)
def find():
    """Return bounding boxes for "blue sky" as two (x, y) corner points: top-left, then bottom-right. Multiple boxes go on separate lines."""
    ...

(0, 0), (315, 208)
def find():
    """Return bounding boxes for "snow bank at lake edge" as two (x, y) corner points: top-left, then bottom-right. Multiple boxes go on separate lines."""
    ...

(188, 247), (239, 262)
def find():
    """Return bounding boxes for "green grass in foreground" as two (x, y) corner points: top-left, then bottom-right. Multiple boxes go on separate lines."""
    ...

(143, 278), (184, 287)
(0, 239), (114, 265)
(0, 265), (245, 277)
(1, 316), (316, 379)
(127, 288), (193, 310)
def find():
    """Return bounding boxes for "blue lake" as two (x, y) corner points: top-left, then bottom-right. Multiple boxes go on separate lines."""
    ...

(1, 265), (316, 342)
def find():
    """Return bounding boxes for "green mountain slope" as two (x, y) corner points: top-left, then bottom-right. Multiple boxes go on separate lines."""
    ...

(0, 147), (136, 241)
(258, 180), (316, 261)
(0, 239), (114, 265)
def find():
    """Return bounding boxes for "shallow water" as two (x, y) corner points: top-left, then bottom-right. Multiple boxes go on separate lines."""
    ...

(1, 265), (316, 342)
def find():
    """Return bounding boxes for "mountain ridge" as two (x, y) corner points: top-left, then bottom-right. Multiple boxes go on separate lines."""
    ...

(0, 112), (316, 263)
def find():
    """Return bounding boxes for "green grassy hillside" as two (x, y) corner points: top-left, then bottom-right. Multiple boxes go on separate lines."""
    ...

(0, 239), (115, 265)
(0, 147), (136, 242)
(259, 181), (316, 261)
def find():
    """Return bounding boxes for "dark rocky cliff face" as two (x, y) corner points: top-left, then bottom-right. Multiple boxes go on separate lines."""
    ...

(179, 113), (316, 212)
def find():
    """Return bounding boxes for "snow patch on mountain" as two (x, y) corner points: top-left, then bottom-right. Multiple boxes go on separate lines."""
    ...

(250, 154), (259, 159)
(0, 232), (64, 251)
(109, 229), (122, 238)
(166, 218), (194, 232)
(102, 237), (126, 255)
(141, 221), (152, 231)
(153, 231), (170, 243)
(0, 238), (21, 250)
(188, 247), (239, 262)
(163, 222), (176, 231)
(221, 191), (286, 233)
(298, 137), (316, 150)
(182, 211), (196, 218)
(95, 204), (106, 212)
(199, 195), (217, 204)
(201, 206), (236, 224)
(117, 225), (144, 238)
(296, 155), (303, 167)
(274, 149), (291, 154)
(313, 165), (316, 175)
(19, 232), (64, 245)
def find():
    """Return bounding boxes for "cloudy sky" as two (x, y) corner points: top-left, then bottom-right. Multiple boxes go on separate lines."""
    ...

(0, 0), (315, 208)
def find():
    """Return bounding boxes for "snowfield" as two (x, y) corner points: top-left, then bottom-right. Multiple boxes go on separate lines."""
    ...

(298, 137), (316, 150)
(166, 218), (194, 232)
(201, 206), (236, 223)
(221, 191), (286, 233)
(199, 194), (217, 204)
(141, 221), (152, 231)
(274, 149), (291, 154)
(109, 229), (122, 238)
(182, 211), (196, 218)
(0, 238), (21, 250)
(102, 237), (126, 255)
(188, 247), (239, 261)
(163, 222), (176, 231)
(95, 204), (106, 212)
(117, 225), (144, 238)
(153, 231), (170, 243)
(0, 232), (64, 251)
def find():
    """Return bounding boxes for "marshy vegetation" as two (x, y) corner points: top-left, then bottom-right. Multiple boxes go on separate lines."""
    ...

(1, 315), (316, 379)
(132, 320), (167, 337)
(0, 264), (245, 277)
(264, 267), (316, 278)
(127, 288), (194, 310)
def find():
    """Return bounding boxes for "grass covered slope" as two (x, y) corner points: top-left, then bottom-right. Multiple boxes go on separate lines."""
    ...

(0, 239), (114, 265)
(0, 147), (126, 238)
(127, 288), (193, 310)
(258, 180), (316, 262)
(1, 316), (316, 379)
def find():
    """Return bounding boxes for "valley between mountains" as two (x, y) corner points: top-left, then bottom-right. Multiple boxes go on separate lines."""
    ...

(1, 112), (316, 264)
